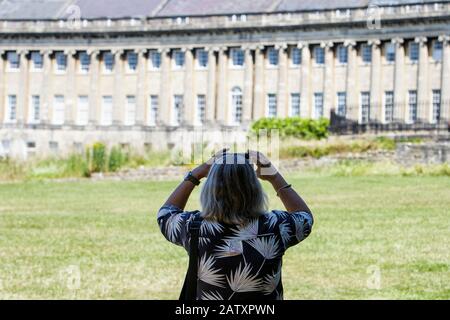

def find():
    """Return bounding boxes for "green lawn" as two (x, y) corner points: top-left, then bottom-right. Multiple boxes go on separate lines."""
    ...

(0, 175), (449, 299)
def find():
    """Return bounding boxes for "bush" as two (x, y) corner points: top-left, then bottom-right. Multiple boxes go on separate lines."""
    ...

(251, 117), (330, 140)
(91, 142), (107, 173)
(108, 146), (127, 172)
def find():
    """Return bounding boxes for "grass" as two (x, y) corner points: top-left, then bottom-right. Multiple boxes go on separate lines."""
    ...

(0, 174), (449, 299)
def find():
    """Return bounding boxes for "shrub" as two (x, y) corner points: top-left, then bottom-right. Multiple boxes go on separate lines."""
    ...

(108, 146), (127, 172)
(251, 117), (330, 140)
(91, 142), (107, 173)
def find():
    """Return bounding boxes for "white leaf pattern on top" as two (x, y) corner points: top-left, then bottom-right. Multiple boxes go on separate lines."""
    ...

(215, 239), (244, 258)
(200, 290), (224, 300)
(198, 254), (226, 288)
(226, 262), (263, 299)
(262, 266), (282, 295)
(246, 235), (281, 260)
(228, 219), (259, 241)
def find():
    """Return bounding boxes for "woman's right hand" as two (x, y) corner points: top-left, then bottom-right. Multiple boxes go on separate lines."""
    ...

(247, 150), (278, 181)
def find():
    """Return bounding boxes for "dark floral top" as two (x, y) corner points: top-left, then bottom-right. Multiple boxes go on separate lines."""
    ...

(157, 205), (314, 300)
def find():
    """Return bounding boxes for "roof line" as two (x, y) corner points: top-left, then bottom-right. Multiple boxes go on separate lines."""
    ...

(151, 0), (172, 17)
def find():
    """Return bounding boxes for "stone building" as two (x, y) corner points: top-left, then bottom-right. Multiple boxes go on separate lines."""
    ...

(0, 0), (449, 158)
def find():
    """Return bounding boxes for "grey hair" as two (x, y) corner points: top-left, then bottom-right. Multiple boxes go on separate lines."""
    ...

(200, 153), (268, 226)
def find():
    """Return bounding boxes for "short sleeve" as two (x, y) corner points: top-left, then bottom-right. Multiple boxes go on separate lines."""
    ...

(271, 210), (314, 250)
(157, 205), (196, 248)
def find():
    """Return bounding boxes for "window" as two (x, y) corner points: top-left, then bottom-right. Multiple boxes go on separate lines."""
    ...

(433, 41), (443, 61)
(291, 47), (302, 66)
(52, 95), (65, 125)
(408, 90), (417, 123)
(360, 92), (370, 123)
(230, 48), (245, 67)
(267, 48), (279, 66)
(314, 93), (324, 119)
(231, 87), (243, 124)
(5, 95), (17, 122)
(127, 52), (138, 72)
(101, 96), (113, 126)
(173, 50), (185, 68)
(49, 141), (59, 154)
(196, 95), (206, 124)
(337, 92), (347, 117)
(173, 95), (183, 125)
(337, 45), (348, 64)
(7, 52), (19, 70)
(31, 52), (43, 70)
(314, 46), (325, 65)
(55, 52), (67, 72)
(432, 90), (441, 123)
(149, 50), (161, 69)
(77, 95), (89, 125)
(29, 95), (40, 123)
(267, 94), (277, 118)
(361, 44), (372, 63)
(409, 42), (419, 62)
(384, 91), (394, 123)
(125, 95), (136, 126)
(290, 93), (300, 117)
(103, 52), (114, 72)
(148, 95), (158, 126)
(385, 43), (395, 62)
(1, 140), (11, 155)
(79, 52), (90, 72)
(196, 49), (208, 68)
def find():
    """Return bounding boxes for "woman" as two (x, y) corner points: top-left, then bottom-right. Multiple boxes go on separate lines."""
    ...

(157, 150), (313, 300)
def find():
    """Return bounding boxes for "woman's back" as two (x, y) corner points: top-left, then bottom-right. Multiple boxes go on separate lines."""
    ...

(157, 205), (313, 300)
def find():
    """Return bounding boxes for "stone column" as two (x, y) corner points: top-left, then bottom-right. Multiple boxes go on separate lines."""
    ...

(392, 38), (406, 122)
(415, 36), (429, 123)
(183, 46), (195, 126)
(205, 47), (217, 124)
(135, 48), (148, 126)
(298, 42), (311, 118)
(216, 47), (228, 125)
(40, 49), (53, 124)
(276, 43), (288, 118)
(322, 41), (334, 118)
(88, 49), (100, 126)
(242, 45), (254, 123)
(439, 35), (450, 122)
(112, 48), (124, 126)
(159, 48), (171, 126)
(17, 49), (29, 125)
(253, 45), (265, 119)
(64, 49), (76, 126)
(369, 39), (382, 122)
(345, 41), (358, 121)
(0, 50), (4, 123)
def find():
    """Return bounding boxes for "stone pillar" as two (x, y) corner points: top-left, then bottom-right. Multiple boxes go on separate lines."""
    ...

(216, 47), (228, 125)
(0, 50), (4, 123)
(64, 49), (76, 125)
(205, 47), (217, 124)
(439, 35), (450, 122)
(88, 49), (100, 126)
(159, 48), (171, 126)
(112, 49), (124, 125)
(40, 49), (53, 124)
(345, 41), (358, 121)
(276, 43), (288, 118)
(17, 49), (29, 125)
(392, 38), (406, 122)
(242, 45), (254, 123)
(135, 48), (148, 126)
(369, 39), (382, 122)
(253, 45), (265, 119)
(298, 42), (311, 118)
(415, 36), (429, 123)
(183, 46), (195, 126)
(322, 41), (334, 118)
